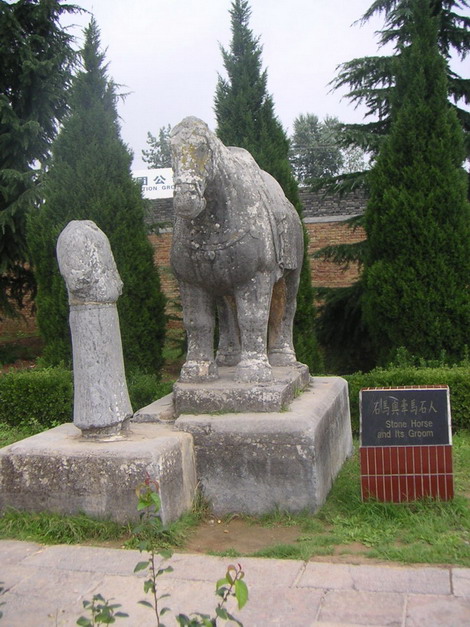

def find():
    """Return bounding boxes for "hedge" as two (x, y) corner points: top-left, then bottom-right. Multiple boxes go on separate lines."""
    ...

(1, 365), (468, 434)
(344, 366), (470, 434)
(0, 367), (173, 429)
(0, 368), (73, 428)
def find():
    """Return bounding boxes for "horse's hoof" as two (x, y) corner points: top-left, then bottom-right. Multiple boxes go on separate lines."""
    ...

(268, 349), (297, 367)
(179, 360), (218, 382)
(216, 351), (241, 367)
(235, 359), (273, 384)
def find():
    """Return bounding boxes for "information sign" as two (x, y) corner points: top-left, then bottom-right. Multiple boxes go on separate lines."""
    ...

(360, 387), (451, 447)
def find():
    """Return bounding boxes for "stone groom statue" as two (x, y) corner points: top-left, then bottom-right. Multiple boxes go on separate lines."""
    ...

(57, 220), (132, 438)
(170, 117), (304, 385)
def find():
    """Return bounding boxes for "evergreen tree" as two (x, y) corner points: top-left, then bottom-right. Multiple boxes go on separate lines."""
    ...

(362, 0), (470, 363)
(316, 0), (469, 372)
(28, 19), (166, 374)
(142, 125), (172, 168)
(214, 0), (320, 372)
(0, 0), (77, 316)
(332, 0), (470, 179)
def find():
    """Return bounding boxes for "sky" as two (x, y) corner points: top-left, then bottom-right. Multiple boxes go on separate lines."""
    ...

(62, 0), (469, 169)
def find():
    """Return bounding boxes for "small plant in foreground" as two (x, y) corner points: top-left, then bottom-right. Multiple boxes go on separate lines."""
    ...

(133, 475), (173, 625)
(176, 562), (248, 626)
(78, 477), (249, 625)
(76, 594), (128, 625)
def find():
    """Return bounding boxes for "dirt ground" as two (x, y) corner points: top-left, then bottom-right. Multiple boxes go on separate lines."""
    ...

(181, 517), (378, 564)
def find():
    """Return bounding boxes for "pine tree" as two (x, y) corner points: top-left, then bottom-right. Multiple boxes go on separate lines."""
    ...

(362, 0), (470, 363)
(28, 19), (166, 374)
(0, 0), (77, 316)
(316, 0), (469, 372)
(332, 0), (470, 180)
(214, 0), (320, 372)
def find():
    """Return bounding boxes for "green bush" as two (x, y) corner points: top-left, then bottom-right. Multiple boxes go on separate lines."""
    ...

(0, 367), (175, 430)
(345, 366), (470, 434)
(127, 372), (173, 411)
(0, 367), (73, 428)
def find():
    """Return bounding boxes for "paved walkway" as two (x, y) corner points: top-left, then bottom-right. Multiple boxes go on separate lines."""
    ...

(1, 540), (469, 626)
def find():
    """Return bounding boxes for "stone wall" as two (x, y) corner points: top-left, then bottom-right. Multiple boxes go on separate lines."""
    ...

(146, 188), (367, 225)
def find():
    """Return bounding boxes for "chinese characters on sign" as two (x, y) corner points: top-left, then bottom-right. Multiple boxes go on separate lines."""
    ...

(132, 168), (175, 199)
(360, 387), (451, 447)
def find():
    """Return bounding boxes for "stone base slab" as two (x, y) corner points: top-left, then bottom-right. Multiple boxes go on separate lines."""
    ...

(173, 363), (310, 415)
(174, 376), (353, 515)
(0, 423), (196, 525)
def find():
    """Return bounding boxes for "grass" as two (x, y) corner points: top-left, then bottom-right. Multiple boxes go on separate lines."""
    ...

(1, 417), (469, 566)
(0, 509), (129, 545)
(0, 502), (206, 551)
(0, 422), (44, 447)
(244, 431), (470, 566)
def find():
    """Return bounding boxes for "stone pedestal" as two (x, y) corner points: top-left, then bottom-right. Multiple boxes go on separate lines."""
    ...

(174, 376), (352, 515)
(0, 423), (196, 525)
(173, 363), (310, 415)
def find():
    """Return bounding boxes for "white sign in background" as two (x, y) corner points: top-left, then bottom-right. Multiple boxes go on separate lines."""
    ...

(132, 168), (174, 199)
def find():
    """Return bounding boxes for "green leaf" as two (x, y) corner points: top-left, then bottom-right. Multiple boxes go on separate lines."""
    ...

(225, 565), (236, 584)
(151, 492), (161, 507)
(138, 600), (154, 608)
(216, 607), (229, 620)
(215, 577), (229, 590)
(134, 561), (149, 572)
(159, 548), (173, 560)
(76, 618), (91, 627)
(235, 579), (249, 609)
(143, 579), (156, 593)
(114, 612), (129, 618)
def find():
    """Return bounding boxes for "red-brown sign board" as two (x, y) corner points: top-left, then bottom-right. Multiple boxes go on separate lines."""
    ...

(359, 386), (453, 502)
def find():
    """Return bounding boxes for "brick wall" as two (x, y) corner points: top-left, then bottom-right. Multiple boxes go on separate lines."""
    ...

(0, 190), (367, 337)
(307, 219), (365, 289)
(147, 219), (366, 298)
(146, 187), (367, 294)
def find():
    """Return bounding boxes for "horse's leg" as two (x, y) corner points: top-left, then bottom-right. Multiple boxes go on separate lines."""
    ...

(234, 271), (273, 383)
(216, 295), (241, 366)
(268, 268), (300, 366)
(179, 281), (218, 382)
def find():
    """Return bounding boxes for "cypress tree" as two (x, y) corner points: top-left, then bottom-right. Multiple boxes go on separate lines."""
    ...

(317, 0), (469, 372)
(215, 0), (320, 372)
(28, 19), (166, 374)
(0, 0), (77, 316)
(362, 0), (470, 363)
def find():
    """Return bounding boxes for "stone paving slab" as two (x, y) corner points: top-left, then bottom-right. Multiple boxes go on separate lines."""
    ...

(22, 543), (149, 577)
(317, 589), (405, 626)
(453, 567), (470, 597)
(405, 593), (470, 626)
(1, 541), (469, 626)
(300, 562), (451, 594)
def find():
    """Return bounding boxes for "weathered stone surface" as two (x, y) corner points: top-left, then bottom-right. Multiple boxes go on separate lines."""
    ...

(133, 394), (176, 423)
(57, 220), (132, 438)
(0, 423), (197, 525)
(173, 363), (310, 415)
(170, 117), (306, 385)
(175, 376), (353, 515)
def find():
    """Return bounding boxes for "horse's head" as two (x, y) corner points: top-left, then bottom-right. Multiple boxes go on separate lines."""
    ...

(170, 117), (214, 220)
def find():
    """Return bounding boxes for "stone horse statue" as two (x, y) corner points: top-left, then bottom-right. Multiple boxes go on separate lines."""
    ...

(170, 117), (304, 384)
